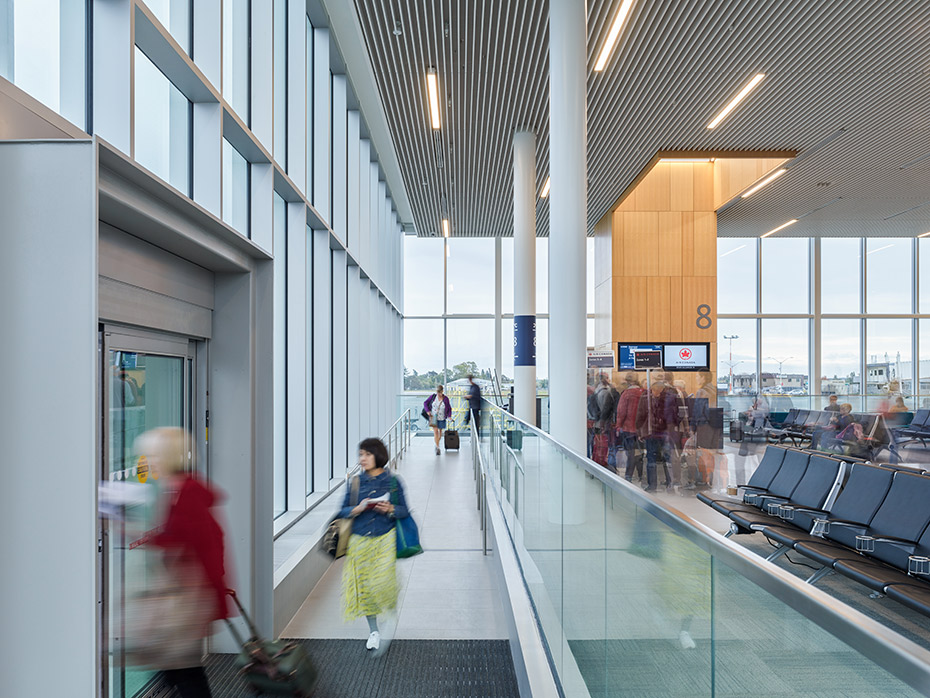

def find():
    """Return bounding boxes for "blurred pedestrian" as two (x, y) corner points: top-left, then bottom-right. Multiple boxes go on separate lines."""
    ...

(466, 374), (482, 435)
(136, 427), (231, 698)
(340, 438), (410, 652)
(424, 385), (452, 455)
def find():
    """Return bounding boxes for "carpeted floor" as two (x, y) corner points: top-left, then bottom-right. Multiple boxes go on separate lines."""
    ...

(568, 638), (922, 698)
(200, 639), (520, 697)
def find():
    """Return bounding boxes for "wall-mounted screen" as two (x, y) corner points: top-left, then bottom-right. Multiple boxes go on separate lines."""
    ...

(618, 344), (663, 370)
(663, 343), (710, 371)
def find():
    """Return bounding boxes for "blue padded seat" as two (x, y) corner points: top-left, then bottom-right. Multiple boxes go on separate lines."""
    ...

(729, 454), (845, 532)
(761, 462), (892, 550)
(795, 471), (930, 570)
(697, 445), (788, 515)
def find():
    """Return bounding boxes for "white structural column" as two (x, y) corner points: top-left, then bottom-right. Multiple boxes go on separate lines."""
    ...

(548, 0), (588, 454)
(513, 130), (537, 425)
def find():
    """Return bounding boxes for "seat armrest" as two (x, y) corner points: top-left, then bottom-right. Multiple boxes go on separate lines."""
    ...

(825, 519), (868, 533)
(872, 536), (918, 551)
(792, 507), (828, 518)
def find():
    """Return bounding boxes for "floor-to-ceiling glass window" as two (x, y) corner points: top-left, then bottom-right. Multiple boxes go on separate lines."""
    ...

(720, 235), (930, 413)
(867, 238), (912, 314)
(223, 0), (250, 122)
(273, 0), (288, 167)
(0, 0), (85, 127)
(273, 193), (287, 518)
(133, 46), (191, 195)
(146, 0), (191, 55)
(821, 318), (861, 397)
(222, 138), (250, 234)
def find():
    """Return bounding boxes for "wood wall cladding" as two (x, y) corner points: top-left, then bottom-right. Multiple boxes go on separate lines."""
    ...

(595, 156), (789, 391)
(602, 161), (718, 392)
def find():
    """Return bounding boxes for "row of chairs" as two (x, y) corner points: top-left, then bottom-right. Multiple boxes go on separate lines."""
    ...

(894, 409), (930, 446)
(697, 445), (930, 618)
(766, 408), (898, 461)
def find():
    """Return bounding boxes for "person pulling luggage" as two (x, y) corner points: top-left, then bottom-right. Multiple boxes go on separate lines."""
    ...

(424, 384), (453, 455)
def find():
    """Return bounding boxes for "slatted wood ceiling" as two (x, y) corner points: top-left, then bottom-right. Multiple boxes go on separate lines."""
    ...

(353, 0), (930, 238)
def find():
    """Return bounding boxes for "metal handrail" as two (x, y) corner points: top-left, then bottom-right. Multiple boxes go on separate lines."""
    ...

(480, 398), (930, 696)
(273, 409), (414, 541)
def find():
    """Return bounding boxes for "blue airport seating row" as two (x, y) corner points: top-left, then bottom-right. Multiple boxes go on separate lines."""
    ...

(698, 445), (930, 617)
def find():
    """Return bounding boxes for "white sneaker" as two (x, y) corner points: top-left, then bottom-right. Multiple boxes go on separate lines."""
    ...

(435, 447), (441, 455)
(366, 631), (381, 651)
(678, 630), (696, 650)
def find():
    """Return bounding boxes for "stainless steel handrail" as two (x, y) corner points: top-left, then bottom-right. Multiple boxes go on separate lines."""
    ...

(480, 398), (930, 696)
(273, 409), (414, 541)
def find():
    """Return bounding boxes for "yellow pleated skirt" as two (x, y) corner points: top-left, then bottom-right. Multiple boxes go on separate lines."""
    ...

(341, 530), (398, 621)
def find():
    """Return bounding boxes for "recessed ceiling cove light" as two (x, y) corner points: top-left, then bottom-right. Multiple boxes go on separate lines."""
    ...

(707, 73), (766, 129)
(741, 168), (787, 198)
(761, 219), (797, 238)
(540, 176), (551, 198)
(442, 219), (450, 237)
(594, 0), (635, 72)
(426, 69), (441, 129)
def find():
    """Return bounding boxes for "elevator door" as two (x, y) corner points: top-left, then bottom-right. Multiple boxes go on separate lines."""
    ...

(100, 327), (197, 698)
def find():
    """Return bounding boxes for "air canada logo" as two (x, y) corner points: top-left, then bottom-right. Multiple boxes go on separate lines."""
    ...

(679, 348), (692, 360)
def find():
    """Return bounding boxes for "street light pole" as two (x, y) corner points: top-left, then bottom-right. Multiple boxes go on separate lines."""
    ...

(766, 356), (794, 390)
(724, 335), (739, 395)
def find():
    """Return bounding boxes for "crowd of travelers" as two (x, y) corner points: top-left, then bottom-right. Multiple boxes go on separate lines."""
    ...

(587, 370), (721, 493)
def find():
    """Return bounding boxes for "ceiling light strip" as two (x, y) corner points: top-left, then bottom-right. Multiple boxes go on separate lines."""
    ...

(594, 0), (636, 72)
(426, 69), (441, 129)
(741, 168), (787, 198)
(541, 176), (551, 198)
(761, 219), (797, 238)
(442, 219), (450, 237)
(707, 73), (765, 129)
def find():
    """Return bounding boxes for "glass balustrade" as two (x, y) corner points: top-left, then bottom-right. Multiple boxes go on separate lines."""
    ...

(476, 399), (930, 697)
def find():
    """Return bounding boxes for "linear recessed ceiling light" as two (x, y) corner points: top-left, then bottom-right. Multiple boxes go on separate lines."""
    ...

(660, 158), (714, 163)
(919, 231), (930, 238)
(594, 0), (635, 72)
(718, 244), (747, 259)
(426, 69), (441, 129)
(707, 73), (766, 129)
(761, 219), (797, 238)
(741, 168), (787, 198)
(540, 176), (551, 198)
(442, 219), (450, 237)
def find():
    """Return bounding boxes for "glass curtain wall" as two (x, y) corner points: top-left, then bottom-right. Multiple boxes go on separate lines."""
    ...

(133, 46), (191, 195)
(0, 0), (85, 127)
(404, 236), (595, 397)
(146, 0), (192, 54)
(718, 236), (930, 412)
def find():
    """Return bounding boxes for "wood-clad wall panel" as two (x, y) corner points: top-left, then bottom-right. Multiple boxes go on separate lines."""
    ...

(599, 161), (718, 391)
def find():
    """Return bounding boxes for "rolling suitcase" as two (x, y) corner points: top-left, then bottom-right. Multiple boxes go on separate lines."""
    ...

(225, 590), (318, 697)
(444, 422), (460, 450)
(729, 420), (743, 443)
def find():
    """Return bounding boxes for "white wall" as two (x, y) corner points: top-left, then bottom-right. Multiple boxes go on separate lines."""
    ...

(0, 141), (97, 697)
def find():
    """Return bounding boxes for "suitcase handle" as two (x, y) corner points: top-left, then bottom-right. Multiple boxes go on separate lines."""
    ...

(225, 588), (262, 642)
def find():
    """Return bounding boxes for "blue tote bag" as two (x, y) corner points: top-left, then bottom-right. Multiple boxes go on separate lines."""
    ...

(391, 477), (423, 558)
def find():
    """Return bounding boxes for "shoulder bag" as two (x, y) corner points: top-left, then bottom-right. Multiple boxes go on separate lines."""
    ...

(391, 476), (423, 558)
(323, 476), (359, 559)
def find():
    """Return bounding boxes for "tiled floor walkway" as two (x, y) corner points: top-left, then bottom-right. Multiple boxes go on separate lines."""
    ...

(282, 436), (509, 643)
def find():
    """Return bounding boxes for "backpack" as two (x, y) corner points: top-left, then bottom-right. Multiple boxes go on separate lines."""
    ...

(600, 388), (618, 424)
(587, 391), (600, 420)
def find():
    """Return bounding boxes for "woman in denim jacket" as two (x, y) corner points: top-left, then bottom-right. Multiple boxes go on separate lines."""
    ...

(339, 437), (410, 652)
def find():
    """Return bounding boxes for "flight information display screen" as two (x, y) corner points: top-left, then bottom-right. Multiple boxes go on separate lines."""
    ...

(618, 344), (663, 370)
(663, 343), (710, 370)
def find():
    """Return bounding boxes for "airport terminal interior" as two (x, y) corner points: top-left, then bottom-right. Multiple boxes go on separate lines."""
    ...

(8, 1), (930, 696)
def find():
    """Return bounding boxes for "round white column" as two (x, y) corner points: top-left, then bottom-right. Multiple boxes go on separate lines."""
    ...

(548, 0), (588, 453)
(513, 130), (537, 425)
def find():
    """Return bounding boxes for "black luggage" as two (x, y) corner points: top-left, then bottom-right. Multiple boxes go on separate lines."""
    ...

(444, 425), (460, 450)
(729, 420), (743, 443)
(225, 590), (318, 697)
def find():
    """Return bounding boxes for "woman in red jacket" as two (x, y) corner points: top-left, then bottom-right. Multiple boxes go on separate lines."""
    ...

(139, 427), (231, 698)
